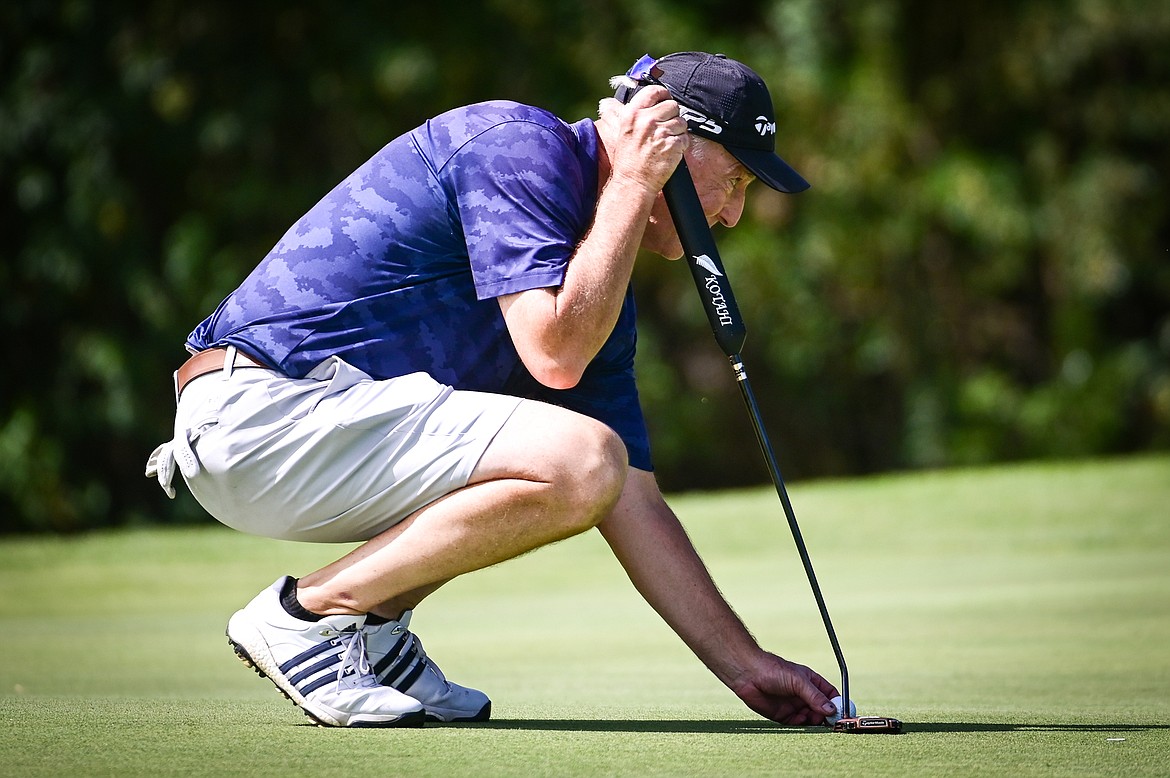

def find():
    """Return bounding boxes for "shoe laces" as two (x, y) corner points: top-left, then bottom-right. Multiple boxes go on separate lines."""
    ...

(332, 626), (376, 688)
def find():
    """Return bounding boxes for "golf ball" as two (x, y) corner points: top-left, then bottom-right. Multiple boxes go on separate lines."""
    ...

(826, 695), (857, 725)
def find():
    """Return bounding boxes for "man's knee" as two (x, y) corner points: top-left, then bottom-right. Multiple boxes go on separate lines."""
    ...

(557, 418), (627, 529)
(472, 402), (628, 534)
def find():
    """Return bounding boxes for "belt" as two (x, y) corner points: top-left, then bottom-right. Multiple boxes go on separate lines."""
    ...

(175, 347), (267, 398)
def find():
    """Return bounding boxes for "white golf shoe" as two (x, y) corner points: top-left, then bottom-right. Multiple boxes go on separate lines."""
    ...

(364, 611), (491, 722)
(226, 577), (426, 728)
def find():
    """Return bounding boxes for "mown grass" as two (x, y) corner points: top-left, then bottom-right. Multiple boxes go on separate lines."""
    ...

(1, 455), (1167, 776)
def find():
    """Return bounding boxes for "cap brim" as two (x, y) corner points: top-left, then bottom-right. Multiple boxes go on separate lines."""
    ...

(726, 146), (810, 194)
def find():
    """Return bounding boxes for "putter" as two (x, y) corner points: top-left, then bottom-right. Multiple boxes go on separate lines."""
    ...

(616, 55), (902, 734)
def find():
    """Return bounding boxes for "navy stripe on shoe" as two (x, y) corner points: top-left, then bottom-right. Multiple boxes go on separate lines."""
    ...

(381, 643), (420, 687)
(301, 669), (345, 697)
(288, 652), (343, 688)
(392, 659), (427, 693)
(372, 633), (411, 679)
(279, 638), (341, 676)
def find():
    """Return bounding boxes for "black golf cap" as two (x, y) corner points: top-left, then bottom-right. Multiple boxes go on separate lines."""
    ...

(650, 52), (810, 194)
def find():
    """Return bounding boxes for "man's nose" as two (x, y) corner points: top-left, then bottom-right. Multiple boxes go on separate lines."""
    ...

(716, 190), (746, 228)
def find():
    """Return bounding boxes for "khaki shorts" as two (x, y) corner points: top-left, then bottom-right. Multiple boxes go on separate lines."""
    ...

(147, 355), (522, 543)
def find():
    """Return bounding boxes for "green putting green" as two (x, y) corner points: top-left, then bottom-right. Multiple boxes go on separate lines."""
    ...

(1, 455), (1167, 776)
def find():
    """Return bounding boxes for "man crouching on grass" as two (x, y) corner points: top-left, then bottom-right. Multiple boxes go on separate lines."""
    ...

(146, 51), (840, 728)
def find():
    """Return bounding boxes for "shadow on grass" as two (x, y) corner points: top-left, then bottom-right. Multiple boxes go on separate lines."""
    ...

(458, 720), (817, 734)
(456, 720), (1170, 735)
(907, 722), (1170, 734)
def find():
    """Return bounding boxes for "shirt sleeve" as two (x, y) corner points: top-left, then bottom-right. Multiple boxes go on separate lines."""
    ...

(442, 120), (592, 300)
(501, 289), (653, 472)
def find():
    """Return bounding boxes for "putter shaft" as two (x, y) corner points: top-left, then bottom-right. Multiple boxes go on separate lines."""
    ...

(730, 354), (850, 720)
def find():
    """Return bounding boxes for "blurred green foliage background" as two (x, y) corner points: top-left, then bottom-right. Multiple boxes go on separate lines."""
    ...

(2, 0), (1168, 532)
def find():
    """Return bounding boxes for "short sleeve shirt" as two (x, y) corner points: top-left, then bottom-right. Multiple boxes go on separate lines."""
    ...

(187, 101), (652, 470)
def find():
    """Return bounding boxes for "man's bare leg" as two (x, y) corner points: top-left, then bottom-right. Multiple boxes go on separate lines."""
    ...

(368, 581), (447, 621)
(296, 400), (627, 615)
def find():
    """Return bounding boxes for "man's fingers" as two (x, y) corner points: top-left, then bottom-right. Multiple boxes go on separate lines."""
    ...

(599, 82), (693, 194)
(626, 83), (673, 109)
(804, 668), (840, 701)
(597, 97), (623, 120)
(800, 673), (838, 717)
(665, 114), (689, 137)
(609, 83), (686, 135)
(777, 662), (837, 722)
(627, 85), (687, 128)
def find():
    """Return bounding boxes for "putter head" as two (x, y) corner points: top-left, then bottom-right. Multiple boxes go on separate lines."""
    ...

(832, 716), (904, 734)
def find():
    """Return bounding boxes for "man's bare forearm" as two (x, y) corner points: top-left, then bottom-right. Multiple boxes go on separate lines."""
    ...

(596, 467), (761, 687)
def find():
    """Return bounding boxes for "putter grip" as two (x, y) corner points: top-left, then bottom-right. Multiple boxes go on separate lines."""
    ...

(663, 162), (748, 356)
